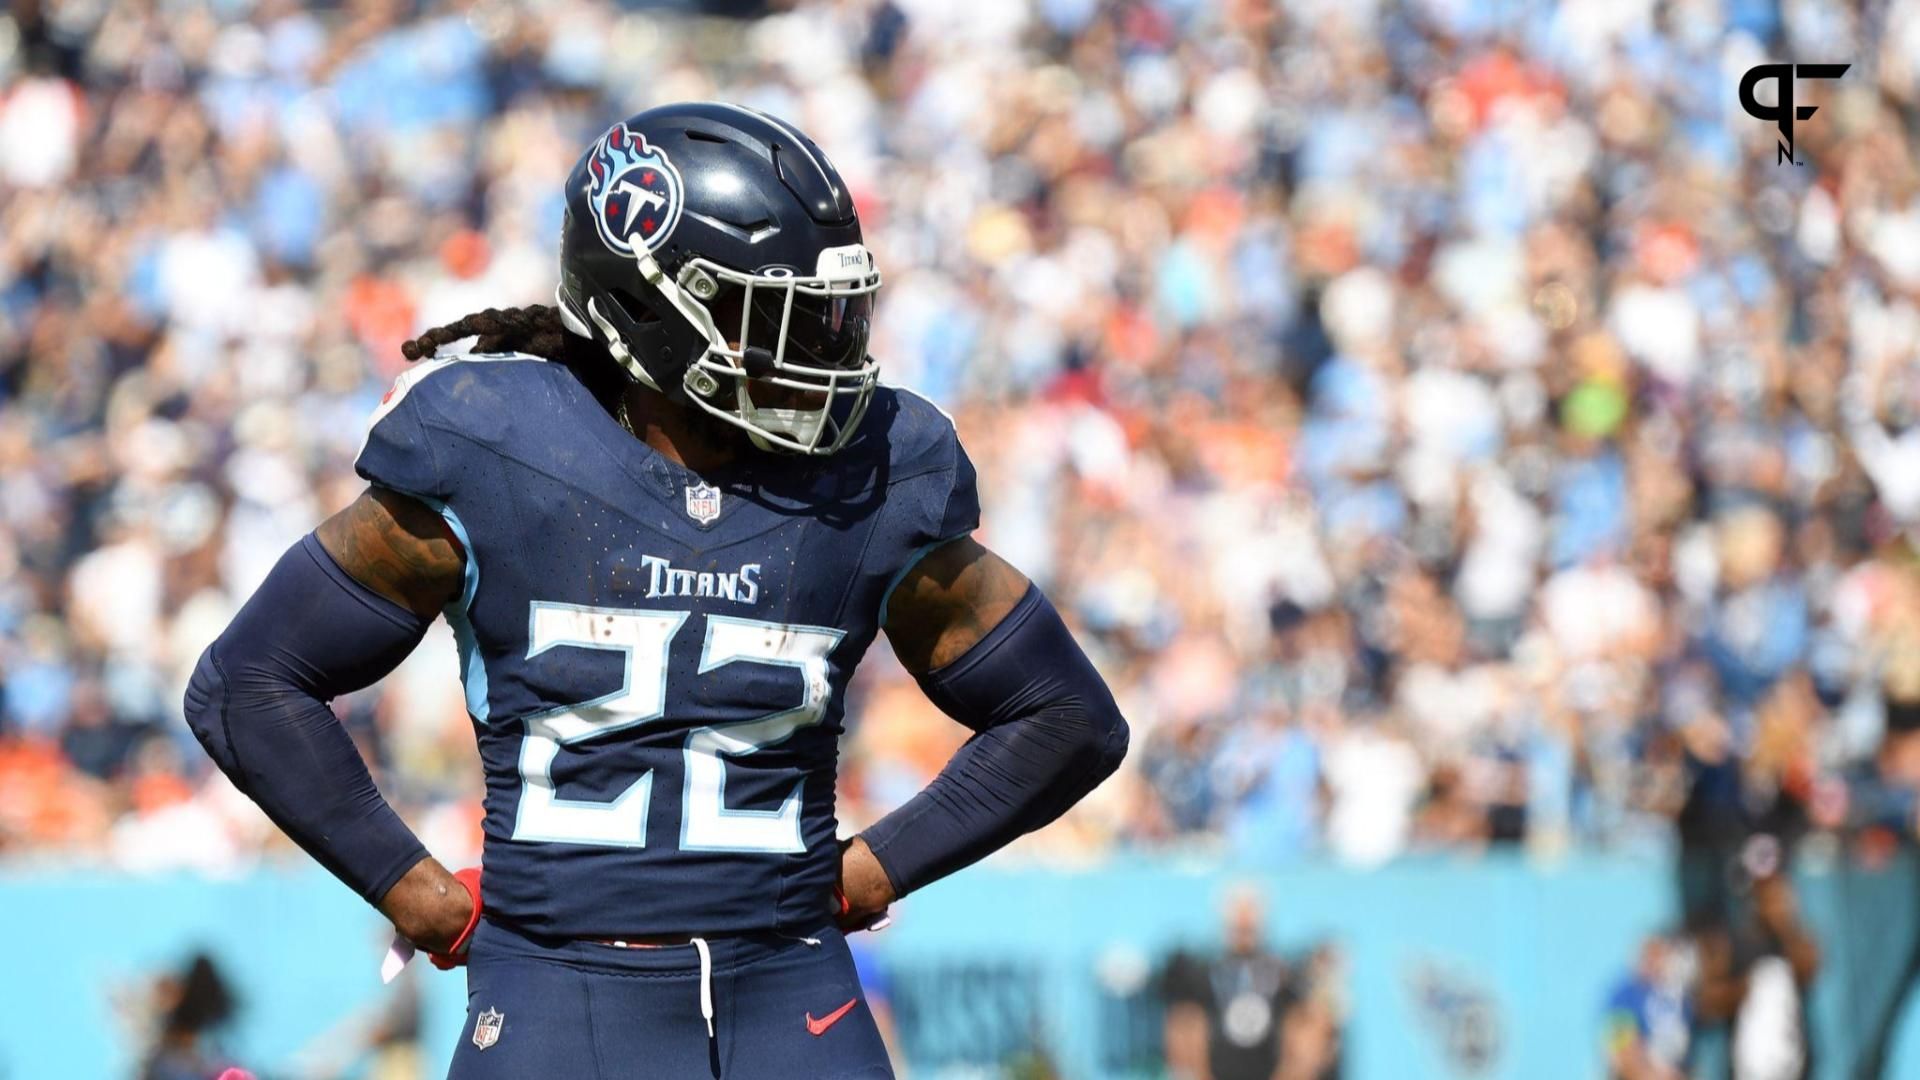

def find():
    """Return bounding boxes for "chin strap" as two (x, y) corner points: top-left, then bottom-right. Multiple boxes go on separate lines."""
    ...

(734, 381), (828, 451)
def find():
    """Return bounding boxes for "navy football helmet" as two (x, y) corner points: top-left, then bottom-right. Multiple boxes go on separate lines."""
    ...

(556, 102), (880, 456)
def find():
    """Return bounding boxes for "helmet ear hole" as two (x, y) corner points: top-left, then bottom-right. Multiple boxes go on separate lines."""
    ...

(610, 287), (660, 326)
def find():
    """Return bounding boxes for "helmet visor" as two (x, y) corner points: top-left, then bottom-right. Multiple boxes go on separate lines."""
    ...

(705, 280), (874, 373)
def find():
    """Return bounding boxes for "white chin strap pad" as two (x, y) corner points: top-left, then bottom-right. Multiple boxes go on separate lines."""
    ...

(735, 383), (827, 451)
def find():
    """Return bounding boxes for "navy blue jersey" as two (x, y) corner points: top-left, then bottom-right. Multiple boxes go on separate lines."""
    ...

(354, 354), (977, 937)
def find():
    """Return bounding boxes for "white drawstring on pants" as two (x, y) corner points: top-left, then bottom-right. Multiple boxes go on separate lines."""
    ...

(605, 932), (826, 1046)
(692, 937), (714, 1038)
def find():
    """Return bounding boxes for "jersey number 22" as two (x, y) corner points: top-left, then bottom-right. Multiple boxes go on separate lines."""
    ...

(510, 603), (842, 854)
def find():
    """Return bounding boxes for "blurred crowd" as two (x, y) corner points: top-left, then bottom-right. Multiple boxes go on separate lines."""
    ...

(3, 0), (1920, 883)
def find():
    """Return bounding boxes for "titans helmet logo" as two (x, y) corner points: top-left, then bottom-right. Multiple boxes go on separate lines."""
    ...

(585, 123), (684, 257)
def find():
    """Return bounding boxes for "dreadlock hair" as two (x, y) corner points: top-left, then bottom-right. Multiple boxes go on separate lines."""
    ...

(401, 303), (628, 408)
(400, 304), (579, 363)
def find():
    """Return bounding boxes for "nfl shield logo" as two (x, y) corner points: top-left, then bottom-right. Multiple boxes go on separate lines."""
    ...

(685, 482), (722, 526)
(472, 1007), (504, 1051)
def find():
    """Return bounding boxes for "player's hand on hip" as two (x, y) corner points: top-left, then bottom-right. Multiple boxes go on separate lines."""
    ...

(834, 836), (896, 932)
(379, 857), (483, 962)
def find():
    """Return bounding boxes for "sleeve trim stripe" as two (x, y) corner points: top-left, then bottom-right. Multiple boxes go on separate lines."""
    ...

(418, 494), (489, 725)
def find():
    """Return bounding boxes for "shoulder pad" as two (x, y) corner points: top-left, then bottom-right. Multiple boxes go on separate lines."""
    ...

(356, 353), (557, 499)
(873, 384), (963, 481)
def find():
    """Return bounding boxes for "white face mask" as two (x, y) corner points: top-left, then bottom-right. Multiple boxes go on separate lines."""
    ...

(580, 241), (883, 456)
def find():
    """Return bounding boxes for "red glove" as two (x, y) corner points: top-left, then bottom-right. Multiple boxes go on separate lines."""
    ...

(428, 867), (484, 970)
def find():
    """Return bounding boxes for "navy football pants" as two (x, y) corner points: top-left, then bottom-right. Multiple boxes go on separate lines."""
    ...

(448, 918), (893, 1079)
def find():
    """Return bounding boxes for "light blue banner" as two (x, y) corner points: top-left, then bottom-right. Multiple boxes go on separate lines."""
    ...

(4, 855), (1918, 1078)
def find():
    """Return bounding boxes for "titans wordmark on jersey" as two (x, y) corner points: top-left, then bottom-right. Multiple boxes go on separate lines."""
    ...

(355, 354), (977, 937)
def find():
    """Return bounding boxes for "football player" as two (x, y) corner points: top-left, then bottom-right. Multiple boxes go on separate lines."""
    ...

(183, 102), (1128, 1078)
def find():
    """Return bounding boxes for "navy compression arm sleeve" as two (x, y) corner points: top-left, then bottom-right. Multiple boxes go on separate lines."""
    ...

(860, 585), (1129, 896)
(183, 533), (434, 903)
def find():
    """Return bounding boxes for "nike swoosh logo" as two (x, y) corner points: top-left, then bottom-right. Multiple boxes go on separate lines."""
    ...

(805, 998), (859, 1036)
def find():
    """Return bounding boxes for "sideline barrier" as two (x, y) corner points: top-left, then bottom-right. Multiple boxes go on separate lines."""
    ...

(3, 853), (1918, 1078)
